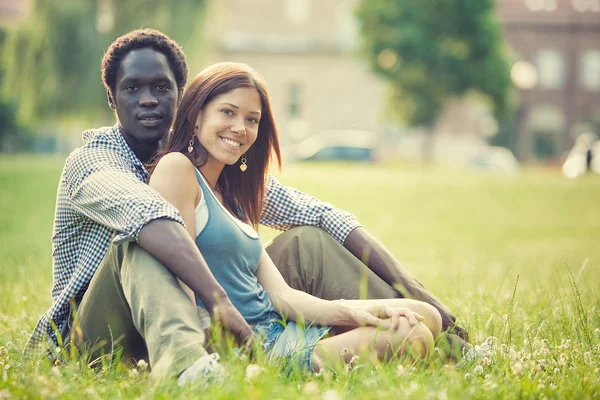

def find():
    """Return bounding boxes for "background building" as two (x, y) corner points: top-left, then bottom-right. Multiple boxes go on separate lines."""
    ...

(205, 0), (387, 144)
(498, 0), (600, 161)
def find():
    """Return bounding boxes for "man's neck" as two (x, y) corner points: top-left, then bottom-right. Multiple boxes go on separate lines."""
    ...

(120, 130), (162, 164)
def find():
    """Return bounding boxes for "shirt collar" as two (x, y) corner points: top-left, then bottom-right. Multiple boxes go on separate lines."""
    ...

(113, 124), (150, 177)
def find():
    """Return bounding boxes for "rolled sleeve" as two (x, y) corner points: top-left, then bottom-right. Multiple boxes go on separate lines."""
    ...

(113, 200), (184, 244)
(261, 175), (362, 244)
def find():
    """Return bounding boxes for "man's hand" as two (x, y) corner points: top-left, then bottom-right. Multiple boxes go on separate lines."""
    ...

(210, 303), (254, 346)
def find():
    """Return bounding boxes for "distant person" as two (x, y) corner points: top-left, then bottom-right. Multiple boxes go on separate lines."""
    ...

(563, 133), (599, 178)
(26, 29), (468, 383)
(147, 61), (444, 371)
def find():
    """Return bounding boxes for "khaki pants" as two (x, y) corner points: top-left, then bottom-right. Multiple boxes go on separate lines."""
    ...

(266, 227), (399, 301)
(76, 241), (207, 380)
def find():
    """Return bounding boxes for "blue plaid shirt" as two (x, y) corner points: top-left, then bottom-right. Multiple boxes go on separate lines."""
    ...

(25, 125), (360, 354)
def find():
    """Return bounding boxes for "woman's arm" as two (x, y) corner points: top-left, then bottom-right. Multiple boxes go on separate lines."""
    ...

(147, 152), (253, 344)
(256, 249), (407, 330)
(148, 153), (201, 303)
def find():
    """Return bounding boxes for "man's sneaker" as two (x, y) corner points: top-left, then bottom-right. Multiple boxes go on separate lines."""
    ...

(177, 353), (225, 387)
(455, 336), (497, 370)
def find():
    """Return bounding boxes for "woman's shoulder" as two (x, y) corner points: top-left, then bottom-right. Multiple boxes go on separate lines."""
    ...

(155, 152), (197, 175)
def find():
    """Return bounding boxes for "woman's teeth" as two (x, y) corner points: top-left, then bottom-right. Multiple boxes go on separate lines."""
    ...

(221, 137), (241, 147)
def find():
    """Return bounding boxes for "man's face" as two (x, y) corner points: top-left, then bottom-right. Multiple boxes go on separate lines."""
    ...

(112, 48), (178, 144)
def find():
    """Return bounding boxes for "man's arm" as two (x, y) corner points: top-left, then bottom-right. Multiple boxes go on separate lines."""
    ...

(260, 174), (361, 243)
(64, 147), (252, 344)
(138, 220), (252, 344)
(343, 227), (467, 341)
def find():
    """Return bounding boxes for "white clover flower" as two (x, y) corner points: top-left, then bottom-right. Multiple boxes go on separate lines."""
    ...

(396, 365), (406, 376)
(128, 368), (138, 378)
(245, 364), (263, 381)
(323, 389), (340, 400)
(473, 365), (484, 375)
(535, 362), (546, 372)
(511, 362), (523, 376)
(553, 368), (560, 374)
(303, 382), (319, 395)
(437, 389), (448, 400)
(483, 356), (491, 366)
(558, 354), (568, 368)
(464, 373), (472, 380)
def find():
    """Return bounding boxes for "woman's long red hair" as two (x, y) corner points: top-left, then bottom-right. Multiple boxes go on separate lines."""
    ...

(148, 62), (281, 228)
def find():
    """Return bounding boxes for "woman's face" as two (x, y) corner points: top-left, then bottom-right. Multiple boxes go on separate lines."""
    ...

(195, 87), (262, 166)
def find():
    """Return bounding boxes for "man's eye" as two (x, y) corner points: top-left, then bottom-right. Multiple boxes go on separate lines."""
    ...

(124, 86), (137, 91)
(157, 85), (170, 91)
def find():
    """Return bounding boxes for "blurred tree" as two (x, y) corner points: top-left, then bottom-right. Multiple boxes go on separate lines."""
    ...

(0, 27), (22, 150)
(356, 0), (513, 160)
(1, 0), (206, 128)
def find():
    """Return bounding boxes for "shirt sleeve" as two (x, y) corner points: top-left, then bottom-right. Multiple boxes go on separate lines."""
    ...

(260, 174), (362, 244)
(63, 145), (184, 243)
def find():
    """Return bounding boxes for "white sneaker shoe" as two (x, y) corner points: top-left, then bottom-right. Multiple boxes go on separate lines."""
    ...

(177, 353), (225, 387)
(455, 336), (497, 370)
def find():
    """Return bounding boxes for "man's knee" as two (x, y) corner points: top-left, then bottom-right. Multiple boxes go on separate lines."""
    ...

(276, 226), (337, 251)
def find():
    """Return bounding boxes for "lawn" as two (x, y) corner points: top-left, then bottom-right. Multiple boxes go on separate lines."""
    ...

(0, 155), (599, 399)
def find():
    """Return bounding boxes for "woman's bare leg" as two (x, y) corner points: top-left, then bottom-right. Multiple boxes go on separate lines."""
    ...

(337, 299), (443, 340)
(311, 318), (435, 372)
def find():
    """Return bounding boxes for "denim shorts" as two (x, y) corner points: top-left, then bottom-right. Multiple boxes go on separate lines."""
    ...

(252, 320), (330, 372)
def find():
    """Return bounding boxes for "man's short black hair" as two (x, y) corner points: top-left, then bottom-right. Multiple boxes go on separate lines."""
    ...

(101, 29), (188, 102)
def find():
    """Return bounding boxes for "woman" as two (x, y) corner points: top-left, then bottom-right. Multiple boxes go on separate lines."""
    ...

(148, 62), (442, 372)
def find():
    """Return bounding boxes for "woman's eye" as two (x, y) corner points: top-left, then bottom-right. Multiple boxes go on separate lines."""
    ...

(248, 117), (259, 124)
(221, 109), (233, 116)
(124, 86), (137, 91)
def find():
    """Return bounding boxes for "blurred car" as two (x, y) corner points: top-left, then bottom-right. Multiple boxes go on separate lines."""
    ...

(283, 129), (378, 162)
(468, 146), (520, 174)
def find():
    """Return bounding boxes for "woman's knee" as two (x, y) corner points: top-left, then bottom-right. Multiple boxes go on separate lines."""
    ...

(413, 302), (442, 340)
(404, 323), (435, 358)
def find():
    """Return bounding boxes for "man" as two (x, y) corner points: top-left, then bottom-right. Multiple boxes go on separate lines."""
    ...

(26, 29), (466, 382)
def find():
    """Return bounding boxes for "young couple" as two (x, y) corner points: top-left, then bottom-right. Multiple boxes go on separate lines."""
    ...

(26, 29), (469, 383)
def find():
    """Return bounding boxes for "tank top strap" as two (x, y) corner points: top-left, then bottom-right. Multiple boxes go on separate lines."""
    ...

(194, 168), (219, 209)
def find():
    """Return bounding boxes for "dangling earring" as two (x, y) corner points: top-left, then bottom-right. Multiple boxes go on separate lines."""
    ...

(239, 154), (248, 172)
(188, 137), (195, 153)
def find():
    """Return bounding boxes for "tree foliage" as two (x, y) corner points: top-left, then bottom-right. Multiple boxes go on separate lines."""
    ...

(1, 0), (207, 126)
(356, 0), (513, 128)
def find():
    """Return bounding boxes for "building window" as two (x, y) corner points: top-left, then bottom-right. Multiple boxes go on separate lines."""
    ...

(525, 0), (558, 11)
(580, 51), (600, 90)
(572, 0), (600, 12)
(335, 2), (359, 50)
(285, 0), (311, 24)
(287, 83), (302, 118)
(536, 50), (565, 89)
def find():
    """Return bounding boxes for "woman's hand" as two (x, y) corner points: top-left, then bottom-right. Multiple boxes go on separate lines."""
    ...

(348, 304), (424, 330)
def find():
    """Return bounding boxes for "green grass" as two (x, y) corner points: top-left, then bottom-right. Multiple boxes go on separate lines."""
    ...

(1, 155), (599, 399)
